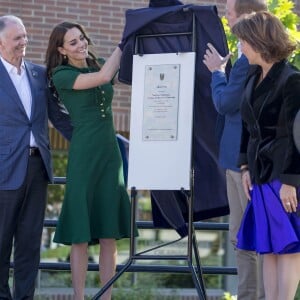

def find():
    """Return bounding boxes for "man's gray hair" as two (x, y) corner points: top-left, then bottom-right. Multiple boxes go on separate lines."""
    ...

(0, 15), (24, 34)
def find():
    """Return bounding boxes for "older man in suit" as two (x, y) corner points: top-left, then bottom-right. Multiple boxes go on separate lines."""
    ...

(0, 15), (72, 299)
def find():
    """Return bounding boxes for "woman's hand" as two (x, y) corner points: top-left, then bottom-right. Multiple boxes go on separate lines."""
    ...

(241, 169), (252, 200)
(280, 184), (298, 213)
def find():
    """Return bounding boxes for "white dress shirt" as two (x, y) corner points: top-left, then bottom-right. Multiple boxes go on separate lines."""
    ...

(237, 41), (242, 59)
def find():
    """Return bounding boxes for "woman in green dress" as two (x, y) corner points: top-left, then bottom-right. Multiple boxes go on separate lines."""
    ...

(45, 22), (133, 300)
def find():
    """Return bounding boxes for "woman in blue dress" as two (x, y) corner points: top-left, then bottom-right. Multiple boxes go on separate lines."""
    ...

(232, 12), (300, 300)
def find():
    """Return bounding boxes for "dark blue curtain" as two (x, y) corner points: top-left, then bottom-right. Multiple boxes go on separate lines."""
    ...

(119, 3), (230, 237)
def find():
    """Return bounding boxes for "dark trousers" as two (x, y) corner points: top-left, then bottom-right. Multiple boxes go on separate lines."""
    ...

(0, 156), (48, 300)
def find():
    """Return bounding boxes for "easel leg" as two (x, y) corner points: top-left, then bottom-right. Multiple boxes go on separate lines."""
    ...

(185, 190), (207, 300)
(92, 187), (207, 300)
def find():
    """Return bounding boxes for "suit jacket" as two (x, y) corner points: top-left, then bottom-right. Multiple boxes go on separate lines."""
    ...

(211, 54), (249, 171)
(0, 60), (72, 190)
(239, 60), (300, 186)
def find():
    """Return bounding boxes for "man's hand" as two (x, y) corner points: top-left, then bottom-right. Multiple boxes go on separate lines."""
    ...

(203, 43), (231, 73)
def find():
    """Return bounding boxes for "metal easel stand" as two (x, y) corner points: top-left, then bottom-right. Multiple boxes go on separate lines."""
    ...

(92, 9), (207, 299)
(92, 184), (207, 300)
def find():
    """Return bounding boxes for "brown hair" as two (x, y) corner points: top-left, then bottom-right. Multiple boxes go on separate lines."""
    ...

(235, 0), (267, 17)
(232, 11), (297, 63)
(45, 21), (100, 78)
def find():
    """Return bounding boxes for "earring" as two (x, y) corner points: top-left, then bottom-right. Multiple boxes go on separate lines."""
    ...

(63, 55), (67, 60)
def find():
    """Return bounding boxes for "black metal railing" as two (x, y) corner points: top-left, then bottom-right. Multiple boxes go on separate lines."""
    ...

(41, 177), (236, 276)
(42, 219), (236, 275)
(21, 176), (237, 299)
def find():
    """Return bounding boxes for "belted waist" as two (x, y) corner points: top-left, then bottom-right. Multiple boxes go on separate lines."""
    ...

(29, 147), (41, 156)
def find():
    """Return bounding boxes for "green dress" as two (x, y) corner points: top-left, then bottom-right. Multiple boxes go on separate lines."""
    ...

(52, 60), (133, 245)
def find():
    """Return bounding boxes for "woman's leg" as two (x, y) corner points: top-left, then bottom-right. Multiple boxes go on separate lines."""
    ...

(263, 254), (278, 300)
(277, 252), (300, 300)
(70, 243), (88, 300)
(99, 239), (117, 300)
(226, 170), (263, 299)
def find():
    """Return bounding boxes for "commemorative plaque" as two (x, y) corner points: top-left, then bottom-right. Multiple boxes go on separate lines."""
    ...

(143, 64), (180, 141)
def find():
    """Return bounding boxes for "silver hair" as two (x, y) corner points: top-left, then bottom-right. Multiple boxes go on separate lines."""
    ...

(0, 15), (24, 35)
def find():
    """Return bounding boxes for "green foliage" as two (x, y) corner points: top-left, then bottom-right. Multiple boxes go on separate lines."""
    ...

(221, 0), (300, 68)
(222, 292), (237, 300)
(46, 151), (68, 208)
(52, 151), (68, 177)
(221, 18), (239, 62)
(112, 287), (156, 300)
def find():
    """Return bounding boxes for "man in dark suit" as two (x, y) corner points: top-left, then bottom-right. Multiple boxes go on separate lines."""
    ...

(0, 15), (72, 299)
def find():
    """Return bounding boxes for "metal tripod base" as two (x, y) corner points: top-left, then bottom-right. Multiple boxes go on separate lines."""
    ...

(92, 187), (207, 300)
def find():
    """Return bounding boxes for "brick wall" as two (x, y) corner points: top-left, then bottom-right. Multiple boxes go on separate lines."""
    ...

(0, 0), (299, 136)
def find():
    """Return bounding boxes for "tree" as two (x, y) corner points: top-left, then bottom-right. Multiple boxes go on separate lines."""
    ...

(222, 0), (300, 68)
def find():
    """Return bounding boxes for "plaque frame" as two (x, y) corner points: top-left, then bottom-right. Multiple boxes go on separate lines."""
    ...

(128, 52), (195, 190)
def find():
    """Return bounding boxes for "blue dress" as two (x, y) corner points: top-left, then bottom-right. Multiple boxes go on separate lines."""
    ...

(237, 179), (300, 254)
